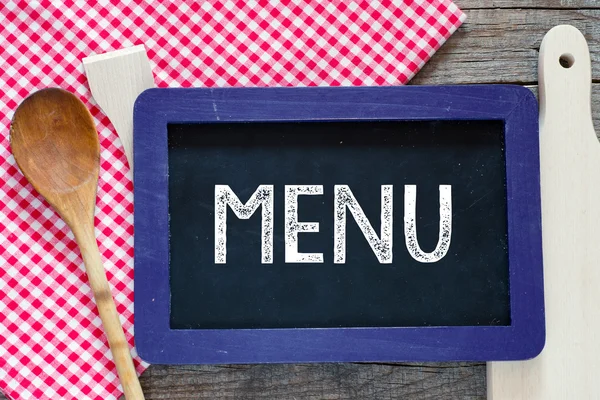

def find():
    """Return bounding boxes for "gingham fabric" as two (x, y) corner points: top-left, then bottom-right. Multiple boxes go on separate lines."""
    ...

(0, 1), (465, 399)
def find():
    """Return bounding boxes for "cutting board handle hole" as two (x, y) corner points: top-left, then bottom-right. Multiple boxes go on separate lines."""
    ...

(559, 53), (575, 69)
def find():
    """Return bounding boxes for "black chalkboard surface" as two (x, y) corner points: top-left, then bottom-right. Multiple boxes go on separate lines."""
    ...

(167, 120), (509, 330)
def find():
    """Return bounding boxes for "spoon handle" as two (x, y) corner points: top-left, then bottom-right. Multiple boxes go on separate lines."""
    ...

(74, 225), (145, 400)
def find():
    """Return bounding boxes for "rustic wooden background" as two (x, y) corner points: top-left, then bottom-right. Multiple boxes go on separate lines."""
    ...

(3, 1), (598, 400)
(128, 2), (599, 399)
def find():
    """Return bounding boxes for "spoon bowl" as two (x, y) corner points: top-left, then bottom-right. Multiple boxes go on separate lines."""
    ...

(11, 88), (99, 195)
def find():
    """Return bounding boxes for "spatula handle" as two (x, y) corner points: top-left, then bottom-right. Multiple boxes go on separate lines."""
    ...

(74, 225), (145, 400)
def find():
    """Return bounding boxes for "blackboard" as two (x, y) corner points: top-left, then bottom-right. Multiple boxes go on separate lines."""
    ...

(133, 86), (544, 364)
(168, 120), (510, 329)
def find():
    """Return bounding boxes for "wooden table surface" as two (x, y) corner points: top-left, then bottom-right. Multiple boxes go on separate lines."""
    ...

(3, 2), (599, 400)
(129, 3), (600, 399)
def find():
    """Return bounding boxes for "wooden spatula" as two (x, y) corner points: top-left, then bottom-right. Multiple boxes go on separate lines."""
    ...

(83, 45), (155, 173)
(488, 25), (599, 399)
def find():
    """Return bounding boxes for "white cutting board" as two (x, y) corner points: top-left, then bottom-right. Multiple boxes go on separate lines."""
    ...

(487, 25), (600, 399)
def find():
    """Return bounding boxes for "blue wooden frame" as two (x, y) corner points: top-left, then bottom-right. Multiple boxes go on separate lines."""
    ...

(133, 85), (544, 364)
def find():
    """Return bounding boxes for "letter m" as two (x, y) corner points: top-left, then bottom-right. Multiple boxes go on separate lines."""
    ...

(215, 185), (274, 264)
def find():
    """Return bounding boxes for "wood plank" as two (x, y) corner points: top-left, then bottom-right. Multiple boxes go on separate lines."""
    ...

(410, 9), (600, 85)
(456, 0), (600, 9)
(133, 363), (485, 400)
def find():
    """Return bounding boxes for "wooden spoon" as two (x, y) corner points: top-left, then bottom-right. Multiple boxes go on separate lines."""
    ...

(10, 88), (144, 400)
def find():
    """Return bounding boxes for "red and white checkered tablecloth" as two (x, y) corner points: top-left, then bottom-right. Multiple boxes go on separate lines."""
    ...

(0, 1), (465, 399)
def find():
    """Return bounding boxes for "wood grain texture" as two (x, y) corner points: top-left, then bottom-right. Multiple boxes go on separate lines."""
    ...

(411, 8), (600, 85)
(134, 363), (485, 400)
(458, 0), (600, 9)
(488, 24), (600, 400)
